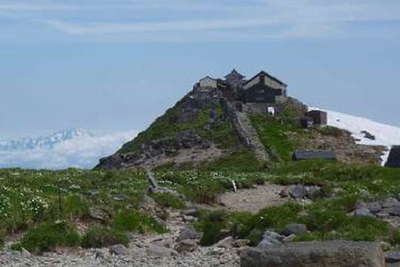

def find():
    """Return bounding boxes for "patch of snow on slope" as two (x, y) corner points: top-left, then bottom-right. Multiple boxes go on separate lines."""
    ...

(311, 107), (400, 165)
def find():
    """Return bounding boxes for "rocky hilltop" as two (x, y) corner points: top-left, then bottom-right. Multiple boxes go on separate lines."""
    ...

(97, 69), (385, 170)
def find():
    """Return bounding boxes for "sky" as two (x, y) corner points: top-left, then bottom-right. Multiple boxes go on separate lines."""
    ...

(0, 0), (399, 139)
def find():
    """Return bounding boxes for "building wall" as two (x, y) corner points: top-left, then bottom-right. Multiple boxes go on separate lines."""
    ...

(199, 77), (218, 88)
(243, 76), (260, 90)
(264, 76), (286, 90)
(243, 82), (285, 103)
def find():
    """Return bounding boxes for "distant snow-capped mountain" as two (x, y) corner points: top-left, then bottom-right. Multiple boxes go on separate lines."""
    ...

(0, 129), (92, 151)
(0, 129), (137, 170)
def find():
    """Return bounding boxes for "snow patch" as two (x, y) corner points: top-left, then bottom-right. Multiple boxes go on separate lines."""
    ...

(310, 107), (400, 166)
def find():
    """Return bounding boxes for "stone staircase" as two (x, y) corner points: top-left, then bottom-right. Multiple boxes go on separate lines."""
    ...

(234, 111), (269, 162)
(224, 101), (269, 162)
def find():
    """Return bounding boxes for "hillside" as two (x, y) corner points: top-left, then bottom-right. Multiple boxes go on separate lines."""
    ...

(97, 70), (387, 170)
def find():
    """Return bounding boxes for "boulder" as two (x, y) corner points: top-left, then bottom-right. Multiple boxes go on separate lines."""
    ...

(288, 185), (307, 199)
(353, 207), (375, 217)
(367, 202), (383, 214)
(288, 185), (321, 199)
(389, 207), (400, 216)
(382, 197), (400, 209)
(109, 244), (128, 255)
(241, 241), (385, 267)
(282, 223), (307, 236)
(386, 251), (400, 263)
(257, 231), (284, 249)
(88, 207), (110, 222)
(176, 226), (200, 242)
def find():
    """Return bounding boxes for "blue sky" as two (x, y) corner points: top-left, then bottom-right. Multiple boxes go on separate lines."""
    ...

(1, 0), (399, 138)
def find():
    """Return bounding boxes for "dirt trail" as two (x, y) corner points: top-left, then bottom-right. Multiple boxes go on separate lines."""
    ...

(197, 183), (287, 214)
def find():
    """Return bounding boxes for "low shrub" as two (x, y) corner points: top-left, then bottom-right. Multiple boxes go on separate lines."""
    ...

(113, 210), (167, 234)
(13, 221), (80, 253)
(151, 192), (186, 209)
(81, 226), (128, 248)
(197, 210), (229, 246)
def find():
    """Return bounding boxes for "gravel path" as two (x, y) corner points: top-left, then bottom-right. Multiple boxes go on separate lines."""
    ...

(218, 183), (286, 213)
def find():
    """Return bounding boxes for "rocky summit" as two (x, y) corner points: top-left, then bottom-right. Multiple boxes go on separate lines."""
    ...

(97, 70), (385, 170)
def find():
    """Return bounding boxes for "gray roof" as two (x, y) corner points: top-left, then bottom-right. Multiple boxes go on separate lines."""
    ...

(224, 69), (245, 80)
(293, 150), (336, 161)
(385, 146), (400, 168)
(244, 70), (287, 87)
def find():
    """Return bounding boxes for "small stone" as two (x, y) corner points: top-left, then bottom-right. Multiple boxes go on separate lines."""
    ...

(21, 248), (31, 257)
(232, 239), (251, 248)
(89, 207), (110, 222)
(216, 236), (233, 249)
(109, 244), (128, 255)
(279, 189), (289, 198)
(283, 234), (297, 243)
(182, 208), (199, 217)
(146, 245), (177, 258)
(175, 239), (198, 253)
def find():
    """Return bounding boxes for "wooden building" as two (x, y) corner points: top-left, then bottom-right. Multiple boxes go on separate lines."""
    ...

(293, 150), (337, 161)
(300, 117), (314, 129)
(385, 146), (400, 168)
(199, 76), (218, 89)
(242, 71), (287, 104)
(306, 110), (327, 125)
(225, 69), (246, 88)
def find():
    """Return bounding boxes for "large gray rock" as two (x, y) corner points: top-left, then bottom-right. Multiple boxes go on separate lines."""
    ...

(353, 207), (375, 217)
(257, 231), (284, 249)
(176, 226), (200, 242)
(386, 251), (400, 263)
(241, 241), (385, 267)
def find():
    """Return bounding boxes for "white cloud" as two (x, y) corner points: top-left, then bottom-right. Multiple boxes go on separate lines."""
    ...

(0, 130), (137, 169)
(0, 3), (75, 11)
(2, 0), (400, 42)
(41, 0), (400, 41)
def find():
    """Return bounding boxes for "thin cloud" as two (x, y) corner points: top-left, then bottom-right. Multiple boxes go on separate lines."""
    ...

(0, 3), (76, 11)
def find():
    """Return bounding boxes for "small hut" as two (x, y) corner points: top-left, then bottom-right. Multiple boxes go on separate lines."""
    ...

(300, 117), (314, 129)
(385, 146), (400, 168)
(293, 150), (336, 161)
(306, 110), (327, 125)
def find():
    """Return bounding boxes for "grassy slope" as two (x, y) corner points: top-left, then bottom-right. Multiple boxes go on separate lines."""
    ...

(118, 101), (240, 154)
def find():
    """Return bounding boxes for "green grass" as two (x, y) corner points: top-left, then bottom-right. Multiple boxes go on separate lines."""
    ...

(118, 101), (240, 154)
(151, 192), (186, 209)
(81, 226), (129, 248)
(12, 221), (80, 253)
(113, 210), (167, 233)
(250, 114), (298, 161)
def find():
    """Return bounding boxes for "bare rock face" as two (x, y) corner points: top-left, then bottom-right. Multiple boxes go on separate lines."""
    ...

(240, 241), (385, 267)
